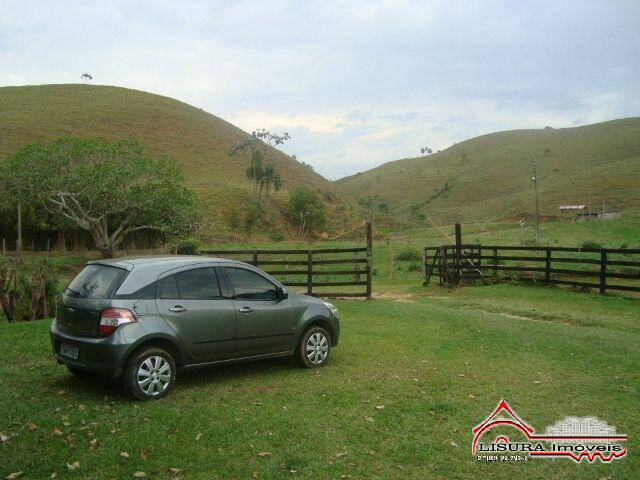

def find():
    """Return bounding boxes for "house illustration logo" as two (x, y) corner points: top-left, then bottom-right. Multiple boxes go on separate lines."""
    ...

(472, 400), (627, 463)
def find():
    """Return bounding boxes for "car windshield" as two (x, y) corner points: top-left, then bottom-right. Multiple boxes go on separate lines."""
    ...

(65, 265), (128, 299)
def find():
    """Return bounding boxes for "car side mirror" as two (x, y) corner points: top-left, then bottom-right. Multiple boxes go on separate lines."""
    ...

(277, 286), (288, 299)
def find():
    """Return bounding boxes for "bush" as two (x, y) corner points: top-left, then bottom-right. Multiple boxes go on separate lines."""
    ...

(175, 237), (200, 255)
(0, 261), (58, 322)
(288, 187), (325, 238)
(581, 240), (602, 249)
(394, 248), (421, 262)
(407, 261), (421, 272)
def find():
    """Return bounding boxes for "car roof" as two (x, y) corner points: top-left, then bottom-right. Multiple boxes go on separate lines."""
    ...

(88, 255), (236, 270)
(87, 255), (283, 297)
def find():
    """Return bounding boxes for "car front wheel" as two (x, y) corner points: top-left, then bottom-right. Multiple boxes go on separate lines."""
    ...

(124, 347), (176, 400)
(298, 326), (331, 368)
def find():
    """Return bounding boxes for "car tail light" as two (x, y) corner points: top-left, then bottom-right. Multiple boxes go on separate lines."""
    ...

(99, 308), (137, 335)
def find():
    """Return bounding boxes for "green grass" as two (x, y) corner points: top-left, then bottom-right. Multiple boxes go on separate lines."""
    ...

(337, 118), (640, 223)
(2, 221), (639, 478)
(1, 285), (638, 479)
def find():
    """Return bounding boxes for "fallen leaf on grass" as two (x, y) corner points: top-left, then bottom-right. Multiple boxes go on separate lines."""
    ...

(375, 405), (385, 411)
(140, 450), (149, 461)
(251, 401), (262, 406)
(52, 429), (63, 436)
(120, 452), (130, 459)
(50, 472), (57, 479)
(533, 380), (542, 384)
(468, 395), (476, 400)
(0, 434), (8, 443)
(67, 461), (80, 470)
(457, 374), (465, 378)
(5, 472), (22, 479)
(57, 390), (66, 396)
(257, 451), (271, 457)
(27, 422), (37, 431)
(169, 467), (182, 477)
(89, 438), (98, 447)
(336, 452), (347, 458)
(195, 433), (202, 441)
(133, 472), (146, 478)
(364, 417), (374, 423)
(78, 404), (86, 411)
(448, 440), (459, 448)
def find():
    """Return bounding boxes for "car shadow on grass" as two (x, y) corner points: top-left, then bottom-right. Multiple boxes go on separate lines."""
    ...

(52, 357), (301, 401)
(177, 357), (299, 389)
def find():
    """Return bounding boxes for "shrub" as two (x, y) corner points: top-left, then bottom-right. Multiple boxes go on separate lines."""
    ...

(175, 237), (200, 255)
(407, 261), (421, 272)
(0, 261), (58, 322)
(581, 240), (602, 249)
(394, 248), (422, 262)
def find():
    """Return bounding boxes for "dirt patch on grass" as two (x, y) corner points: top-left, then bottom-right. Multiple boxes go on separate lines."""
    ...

(373, 292), (420, 303)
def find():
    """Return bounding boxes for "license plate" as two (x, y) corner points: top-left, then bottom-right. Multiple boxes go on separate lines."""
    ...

(60, 343), (79, 360)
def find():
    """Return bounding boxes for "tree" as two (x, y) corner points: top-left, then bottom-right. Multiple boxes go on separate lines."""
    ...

(288, 187), (325, 239)
(420, 147), (433, 156)
(80, 73), (93, 83)
(228, 129), (290, 200)
(2, 137), (200, 258)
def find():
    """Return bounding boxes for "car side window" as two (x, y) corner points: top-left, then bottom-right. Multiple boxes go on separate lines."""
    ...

(224, 267), (278, 301)
(175, 267), (222, 300)
(158, 275), (180, 299)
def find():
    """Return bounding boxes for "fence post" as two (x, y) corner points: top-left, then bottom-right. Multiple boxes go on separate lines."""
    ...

(599, 250), (607, 295)
(307, 250), (313, 296)
(493, 247), (498, 278)
(545, 247), (551, 285)
(354, 251), (360, 282)
(253, 251), (258, 266)
(365, 222), (372, 300)
(454, 223), (462, 285)
(423, 246), (428, 285)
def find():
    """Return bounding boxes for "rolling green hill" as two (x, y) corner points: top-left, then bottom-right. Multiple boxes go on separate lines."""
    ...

(336, 118), (640, 223)
(2, 85), (639, 232)
(0, 84), (332, 214)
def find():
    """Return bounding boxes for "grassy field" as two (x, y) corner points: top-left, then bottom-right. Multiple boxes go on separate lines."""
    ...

(336, 118), (640, 223)
(2, 218), (640, 478)
(1, 283), (638, 479)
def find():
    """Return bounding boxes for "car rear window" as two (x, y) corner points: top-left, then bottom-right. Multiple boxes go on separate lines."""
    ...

(65, 265), (128, 299)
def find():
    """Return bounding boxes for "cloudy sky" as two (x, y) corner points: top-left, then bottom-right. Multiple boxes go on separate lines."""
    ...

(1, 1), (639, 179)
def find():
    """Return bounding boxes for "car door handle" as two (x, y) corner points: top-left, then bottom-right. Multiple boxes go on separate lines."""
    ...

(169, 305), (187, 313)
(239, 306), (253, 314)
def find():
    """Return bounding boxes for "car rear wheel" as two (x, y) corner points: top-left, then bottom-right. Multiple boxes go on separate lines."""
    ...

(124, 347), (176, 400)
(297, 326), (331, 368)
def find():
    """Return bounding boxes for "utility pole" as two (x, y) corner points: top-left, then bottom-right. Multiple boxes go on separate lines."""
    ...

(531, 159), (540, 246)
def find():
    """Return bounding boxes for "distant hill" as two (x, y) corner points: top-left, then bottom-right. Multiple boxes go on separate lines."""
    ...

(0, 84), (332, 219)
(336, 118), (640, 223)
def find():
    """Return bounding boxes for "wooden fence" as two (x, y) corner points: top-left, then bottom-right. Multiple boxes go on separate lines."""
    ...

(424, 244), (640, 295)
(202, 223), (373, 299)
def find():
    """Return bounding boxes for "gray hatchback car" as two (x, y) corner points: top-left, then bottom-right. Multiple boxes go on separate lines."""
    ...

(50, 256), (340, 399)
